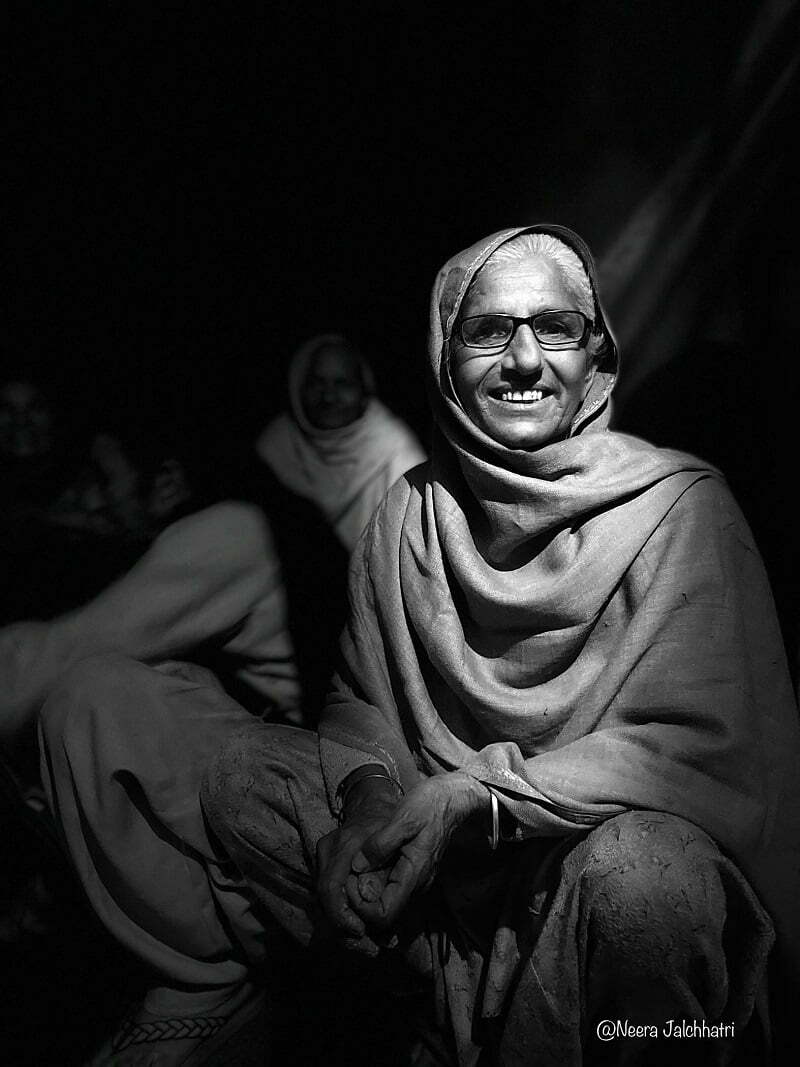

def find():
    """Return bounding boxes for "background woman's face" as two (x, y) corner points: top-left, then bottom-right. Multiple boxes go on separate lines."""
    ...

(450, 257), (596, 450)
(301, 346), (366, 430)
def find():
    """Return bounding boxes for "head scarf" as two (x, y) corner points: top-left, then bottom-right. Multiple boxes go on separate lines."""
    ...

(321, 225), (800, 983)
(255, 334), (426, 552)
(425, 224), (696, 553)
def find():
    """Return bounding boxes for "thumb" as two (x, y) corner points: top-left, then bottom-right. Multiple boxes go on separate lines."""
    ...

(351, 813), (414, 873)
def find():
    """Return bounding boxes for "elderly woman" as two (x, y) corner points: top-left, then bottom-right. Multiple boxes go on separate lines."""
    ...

(255, 334), (426, 552)
(40, 226), (800, 1066)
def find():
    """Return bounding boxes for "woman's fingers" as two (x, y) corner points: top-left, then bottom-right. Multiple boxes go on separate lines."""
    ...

(377, 853), (421, 924)
(319, 878), (366, 937)
(358, 841), (438, 929)
(319, 778), (477, 937)
(325, 783), (455, 934)
(340, 933), (382, 958)
(343, 872), (387, 929)
(354, 870), (385, 904)
(351, 811), (418, 872)
(315, 833), (367, 937)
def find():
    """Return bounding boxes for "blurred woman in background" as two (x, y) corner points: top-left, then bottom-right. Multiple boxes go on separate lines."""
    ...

(256, 334), (426, 553)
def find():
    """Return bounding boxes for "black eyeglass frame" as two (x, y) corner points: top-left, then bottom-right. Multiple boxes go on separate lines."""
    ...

(456, 310), (593, 352)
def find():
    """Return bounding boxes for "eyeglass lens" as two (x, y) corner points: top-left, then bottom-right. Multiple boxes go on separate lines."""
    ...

(461, 311), (586, 348)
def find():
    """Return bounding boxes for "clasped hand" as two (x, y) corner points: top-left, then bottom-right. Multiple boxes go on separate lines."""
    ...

(315, 772), (488, 955)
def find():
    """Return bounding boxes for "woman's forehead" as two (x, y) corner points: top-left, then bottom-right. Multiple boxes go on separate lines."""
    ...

(306, 345), (361, 379)
(461, 256), (573, 311)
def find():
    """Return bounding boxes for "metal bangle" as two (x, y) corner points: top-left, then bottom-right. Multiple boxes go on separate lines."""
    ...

(488, 791), (500, 852)
(340, 771), (402, 810)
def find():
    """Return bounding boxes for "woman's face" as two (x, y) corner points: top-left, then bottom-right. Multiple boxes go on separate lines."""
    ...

(301, 346), (366, 430)
(450, 256), (596, 450)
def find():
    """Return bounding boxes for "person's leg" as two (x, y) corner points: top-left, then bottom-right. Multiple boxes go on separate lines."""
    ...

(200, 721), (338, 945)
(38, 653), (269, 988)
(38, 654), (276, 1065)
(494, 811), (774, 1067)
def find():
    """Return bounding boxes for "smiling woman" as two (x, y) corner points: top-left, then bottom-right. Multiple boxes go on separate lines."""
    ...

(449, 234), (602, 450)
(199, 223), (798, 1063)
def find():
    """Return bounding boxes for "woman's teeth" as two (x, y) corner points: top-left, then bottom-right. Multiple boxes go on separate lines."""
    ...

(500, 389), (544, 403)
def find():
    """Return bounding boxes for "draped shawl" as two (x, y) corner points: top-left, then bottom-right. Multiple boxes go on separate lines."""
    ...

(318, 226), (800, 982)
(255, 334), (426, 552)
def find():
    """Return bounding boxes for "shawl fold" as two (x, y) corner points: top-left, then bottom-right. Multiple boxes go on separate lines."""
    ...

(318, 226), (800, 983)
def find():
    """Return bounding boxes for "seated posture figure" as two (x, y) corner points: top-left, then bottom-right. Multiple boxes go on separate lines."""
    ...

(39, 227), (800, 1066)
(255, 333), (427, 553)
(1, 500), (301, 768)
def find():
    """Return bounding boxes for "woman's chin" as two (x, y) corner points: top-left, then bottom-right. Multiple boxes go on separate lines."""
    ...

(479, 413), (565, 451)
(468, 394), (569, 450)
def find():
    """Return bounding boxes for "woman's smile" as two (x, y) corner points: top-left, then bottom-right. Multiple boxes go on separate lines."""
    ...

(488, 385), (553, 404)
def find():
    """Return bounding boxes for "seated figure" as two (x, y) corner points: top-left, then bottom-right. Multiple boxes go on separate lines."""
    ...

(38, 226), (800, 1066)
(255, 333), (427, 553)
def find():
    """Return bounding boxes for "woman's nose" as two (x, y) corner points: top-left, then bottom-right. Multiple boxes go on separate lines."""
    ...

(503, 324), (543, 375)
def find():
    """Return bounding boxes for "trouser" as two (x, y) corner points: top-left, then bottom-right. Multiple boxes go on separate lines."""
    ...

(39, 654), (775, 1066)
(38, 654), (267, 989)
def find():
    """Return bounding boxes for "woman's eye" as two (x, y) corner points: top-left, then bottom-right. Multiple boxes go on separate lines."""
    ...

(466, 317), (509, 343)
(538, 318), (569, 336)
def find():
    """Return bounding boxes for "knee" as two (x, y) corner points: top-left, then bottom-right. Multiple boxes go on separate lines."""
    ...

(201, 724), (262, 822)
(577, 812), (727, 963)
(201, 724), (304, 841)
(38, 653), (142, 753)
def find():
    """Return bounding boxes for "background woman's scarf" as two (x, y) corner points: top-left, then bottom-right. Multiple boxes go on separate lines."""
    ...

(319, 226), (800, 986)
(255, 334), (426, 552)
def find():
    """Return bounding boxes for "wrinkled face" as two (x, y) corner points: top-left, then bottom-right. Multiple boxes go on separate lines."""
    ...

(0, 381), (54, 458)
(301, 346), (366, 430)
(450, 256), (597, 450)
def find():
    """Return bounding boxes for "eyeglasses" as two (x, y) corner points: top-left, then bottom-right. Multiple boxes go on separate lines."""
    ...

(458, 311), (591, 351)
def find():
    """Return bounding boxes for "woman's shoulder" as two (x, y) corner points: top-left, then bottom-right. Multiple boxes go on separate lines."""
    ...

(593, 430), (751, 544)
(605, 429), (716, 472)
(646, 469), (758, 562)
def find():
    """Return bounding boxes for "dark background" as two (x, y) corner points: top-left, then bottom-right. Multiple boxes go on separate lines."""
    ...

(5, 0), (798, 663)
(4, 2), (793, 434)
(1, 4), (799, 1062)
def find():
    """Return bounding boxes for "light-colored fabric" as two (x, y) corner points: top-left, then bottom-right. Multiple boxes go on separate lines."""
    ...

(201, 724), (773, 1067)
(255, 334), (427, 552)
(317, 225), (800, 986)
(0, 501), (300, 744)
(37, 655), (269, 988)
